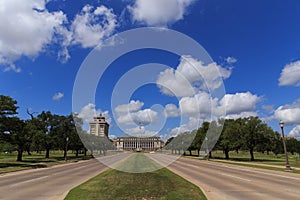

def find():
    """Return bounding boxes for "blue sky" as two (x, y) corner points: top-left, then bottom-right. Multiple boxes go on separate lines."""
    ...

(1, 0), (300, 140)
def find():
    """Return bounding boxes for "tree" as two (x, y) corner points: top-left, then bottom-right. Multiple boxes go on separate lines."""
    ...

(0, 95), (19, 142)
(218, 119), (238, 159)
(241, 117), (266, 161)
(7, 117), (29, 161)
(193, 122), (209, 156)
(286, 137), (299, 155)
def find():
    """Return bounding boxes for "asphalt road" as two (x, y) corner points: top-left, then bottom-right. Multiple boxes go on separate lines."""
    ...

(0, 158), (108, 200)
(147, 153), (300, 200)
(2, 152), (300, 200)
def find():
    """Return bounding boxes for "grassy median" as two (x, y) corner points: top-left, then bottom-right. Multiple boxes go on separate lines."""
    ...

(65, 153), (206, 200)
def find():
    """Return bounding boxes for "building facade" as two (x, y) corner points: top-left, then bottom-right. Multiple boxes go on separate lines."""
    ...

(114, 137), (163, 151)
(89, 114), (109, 137)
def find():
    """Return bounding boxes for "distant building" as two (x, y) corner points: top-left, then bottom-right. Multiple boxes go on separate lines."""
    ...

(89, 115), (164, 151)
(114, 136), (163, 151)
(89, 114), (109, 137)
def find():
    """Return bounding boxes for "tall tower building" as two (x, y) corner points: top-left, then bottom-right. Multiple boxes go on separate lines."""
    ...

(89, 114), (109, 137)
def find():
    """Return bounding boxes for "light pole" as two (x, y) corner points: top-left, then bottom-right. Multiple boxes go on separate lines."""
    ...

(279, 121), (291, 170)
(65, 137), (69, 162)
(205, 136), (209, 160)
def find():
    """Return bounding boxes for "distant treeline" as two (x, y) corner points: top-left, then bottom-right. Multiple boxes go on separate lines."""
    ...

(0, 94), (114, 161)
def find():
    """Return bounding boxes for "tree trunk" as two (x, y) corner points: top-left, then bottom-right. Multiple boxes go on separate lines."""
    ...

(224, 149), (230, 159)
(27, 149), (32, 156)
(250, 148), (254, 161)
(45, 148), (50, 159)
(17, 148), (23, 162)
(209, 151), (212, 159)
(63, 149), (67, 160)
(76, 149), (79, 157)
(189, 150), (192, 156)
(84, 148), (87, 156)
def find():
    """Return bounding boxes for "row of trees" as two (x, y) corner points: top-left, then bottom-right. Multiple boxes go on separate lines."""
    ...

(0, 95), (88, 161)
(0, 95), (116, 162)
(167, 117), (300, 161)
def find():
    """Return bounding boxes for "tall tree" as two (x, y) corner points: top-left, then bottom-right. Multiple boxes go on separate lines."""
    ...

(0, 95), (19, 141)
(242, 117), (265, 161)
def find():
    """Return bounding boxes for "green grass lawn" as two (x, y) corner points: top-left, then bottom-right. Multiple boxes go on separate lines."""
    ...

(65, 153), (207, 200)
(0, 151), (91, 173)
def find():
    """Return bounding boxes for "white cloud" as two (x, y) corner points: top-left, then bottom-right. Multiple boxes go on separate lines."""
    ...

(164, 104), (180, 117)
(219, 92), (260, 115)
(224, 111), (258, 120)
(116, 108), (158, 126)
(226, 57), (237, 64)
(0, 0), (67, 69)
(0, 2), (118, 70)
(3, 64), (21, 73)
(52, 92), (64, 100)
(157, 55), (232, 97)
(114, 100), (158, 126)
(115, 100), (144, 113)
(78, 103), (111, 125)
(178, 91), (260, 120)
(274, 99), (300, 125)
(125, 126), (158, 137)
(128, 0), (193, 26)
(70, 5), (117, 48)
(279, 60), (300, 86)
(289, 125), (300, 138)
(179, 91), (218, 118)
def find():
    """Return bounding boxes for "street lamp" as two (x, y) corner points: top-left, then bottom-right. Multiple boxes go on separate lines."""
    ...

(205, 137), (209, 160)
(279, 121), (291, 170)
(65, 137), (69, 162)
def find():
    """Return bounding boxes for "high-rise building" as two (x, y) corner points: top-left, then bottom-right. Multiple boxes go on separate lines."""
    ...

(89, 114), (109, 137)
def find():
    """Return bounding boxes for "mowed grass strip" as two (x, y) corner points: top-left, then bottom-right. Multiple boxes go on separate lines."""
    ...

(65, 153), (207, 200)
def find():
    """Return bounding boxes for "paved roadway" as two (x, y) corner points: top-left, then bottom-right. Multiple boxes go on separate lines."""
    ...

(2, 152), (300, 200)
(147, 153), (300, 200)
(0, 152), (131, 200)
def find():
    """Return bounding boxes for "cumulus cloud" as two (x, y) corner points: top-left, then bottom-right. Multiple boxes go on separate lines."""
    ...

(290, 125), (300, 138)
(179, 91), (218, 118)
(115, 100), (144, 113)
(279, 60), (300, 86)
(219, 92), (260, 115)
(0, 0), (67, 70)
(0, 1), (118, 71)
(128, 0), (193, 26)
(164, 104), (180, 117)
(78, 103), (111, 124)
(114, 100), (158, 126)
(157, 55), (232, 97)
(224, 111), (258, 120)
(52, 92), (64, 100)
(274, 99), (300, 125)
(71, 5), (117, 48)
(177, 91), (260, 120)
(125, 126), (158, 137)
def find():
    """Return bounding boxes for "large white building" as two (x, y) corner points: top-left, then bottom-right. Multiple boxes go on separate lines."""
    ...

(114, 137), (163, 151)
